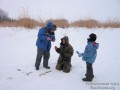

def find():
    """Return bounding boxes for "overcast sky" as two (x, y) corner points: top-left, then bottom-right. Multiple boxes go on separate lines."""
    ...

(0, 0), (120, 21)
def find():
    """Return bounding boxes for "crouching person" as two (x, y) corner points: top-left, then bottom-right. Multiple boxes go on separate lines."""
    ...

(55, 36), (74, 73)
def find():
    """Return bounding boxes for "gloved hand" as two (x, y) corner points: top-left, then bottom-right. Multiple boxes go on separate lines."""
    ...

(78, 53), (83, 57)
(54, 46), (58, 49)
(76, 51), (83, 57)
(52, 39), (56, 42)
(47, 37), (52, 41)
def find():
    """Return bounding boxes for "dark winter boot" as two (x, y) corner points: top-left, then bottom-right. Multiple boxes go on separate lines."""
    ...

(35, 67), (39, 70)
(82, 78), (92, 82)
(44, 66), (50, 69)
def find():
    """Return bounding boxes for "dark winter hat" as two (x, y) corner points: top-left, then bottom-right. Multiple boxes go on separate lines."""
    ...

(46, 22), (54, 29)
(88, 33), (97, 41)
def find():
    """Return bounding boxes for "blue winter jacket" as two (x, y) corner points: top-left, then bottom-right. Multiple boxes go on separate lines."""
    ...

(82, 41), (99, 64)
(36, 27), (55, 51)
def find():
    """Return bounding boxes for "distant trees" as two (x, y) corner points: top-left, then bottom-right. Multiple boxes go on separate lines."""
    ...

(0, 8), (11, 22)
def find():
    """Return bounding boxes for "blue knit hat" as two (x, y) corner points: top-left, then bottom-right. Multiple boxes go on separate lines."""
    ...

(46, 22), (54, 29)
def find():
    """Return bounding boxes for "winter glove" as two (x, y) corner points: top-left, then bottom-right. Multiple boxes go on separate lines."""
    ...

(54, 46), (58, 50)
(78, 53), (83, 57)
(50, 35), (55, 42)
(52, 39), (56, 42)
(76, 51), (83, 57)
(47, 37), (52, 41)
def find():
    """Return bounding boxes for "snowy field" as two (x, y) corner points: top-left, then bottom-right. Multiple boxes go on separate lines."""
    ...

(0, 27), (120, 90)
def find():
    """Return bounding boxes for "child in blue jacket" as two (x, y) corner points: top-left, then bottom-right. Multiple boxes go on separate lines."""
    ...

(77, 33), (99, 81)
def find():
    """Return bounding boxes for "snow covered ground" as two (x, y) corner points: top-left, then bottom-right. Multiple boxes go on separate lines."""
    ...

(0, 27), (120, 90)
